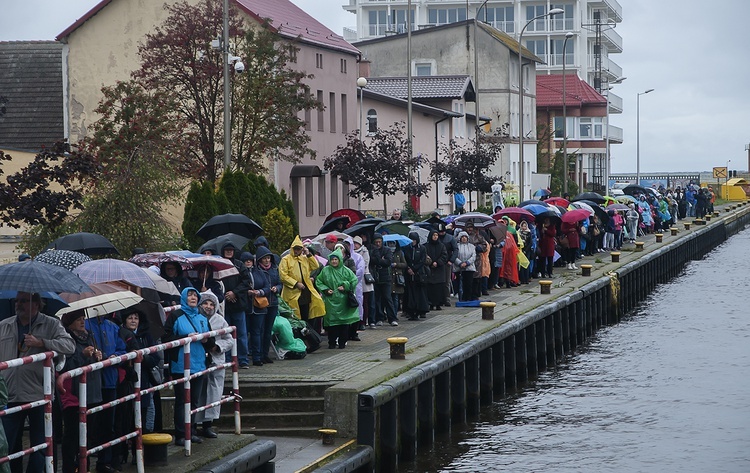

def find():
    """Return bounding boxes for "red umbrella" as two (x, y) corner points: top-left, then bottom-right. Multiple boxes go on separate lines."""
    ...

(129, 252), (193, 270)
(561, 208), (593, 224)
(545, 196), (570, 207)
(492, 207), (535, 223)
(325, 209), (366, 228)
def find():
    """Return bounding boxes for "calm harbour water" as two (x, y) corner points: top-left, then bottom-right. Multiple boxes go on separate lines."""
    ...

(399, 228), (750, 473)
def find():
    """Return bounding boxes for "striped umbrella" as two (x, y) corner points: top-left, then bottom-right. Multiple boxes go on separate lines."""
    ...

(73, 259), (156, 289)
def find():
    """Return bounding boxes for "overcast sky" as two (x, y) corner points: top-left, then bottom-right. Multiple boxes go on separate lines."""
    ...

(4, 0), (749, 174)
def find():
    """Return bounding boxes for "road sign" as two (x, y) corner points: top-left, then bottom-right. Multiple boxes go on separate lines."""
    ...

(713, 167), (728, 179)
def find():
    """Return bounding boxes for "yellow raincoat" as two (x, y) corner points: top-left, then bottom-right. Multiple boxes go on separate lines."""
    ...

(279, 236), (326, 319)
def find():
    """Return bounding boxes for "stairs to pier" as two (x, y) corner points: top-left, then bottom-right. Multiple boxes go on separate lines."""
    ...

(217, 380), (334, 437)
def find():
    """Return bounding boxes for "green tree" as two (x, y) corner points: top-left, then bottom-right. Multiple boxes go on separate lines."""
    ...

(76, 80), (186, 253)
(260, 208), (294, 255)
(182, 180), (219, 250)
(549, 149), (579, 197)
(324, 122), (428, 216)
(431, 126), (508, 211)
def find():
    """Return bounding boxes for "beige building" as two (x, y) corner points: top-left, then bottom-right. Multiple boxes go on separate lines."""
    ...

(57, 0), (362, 238)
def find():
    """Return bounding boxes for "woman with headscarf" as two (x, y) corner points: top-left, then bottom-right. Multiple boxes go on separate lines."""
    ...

(163, 287), (210, 446)
(194, 291), (233, 438)
(315, 249), (359, 349)
(255, 246), (282, 364)
(403, 232), (430, 319)
(453, 231), (477, 301)
(424, 230), (448, 310)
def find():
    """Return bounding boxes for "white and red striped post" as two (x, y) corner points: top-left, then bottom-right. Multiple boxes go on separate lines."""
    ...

(43, 355), (53, 473)
(78, 371), (88, 473)
(133, 352), (144, 473)
(183, 341), (192, 456)
(231, 330), (241, 434)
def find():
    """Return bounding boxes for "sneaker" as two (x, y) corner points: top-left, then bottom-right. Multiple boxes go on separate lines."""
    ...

(369, 323), (376, 329)
(375, 321), (383, 326)
(390, 321), (399, 326)
(572, 264), (578, 270)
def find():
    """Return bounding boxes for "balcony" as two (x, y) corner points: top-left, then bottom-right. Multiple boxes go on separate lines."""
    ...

(588, 0), (623, 22)
(343, 27), (358, 42)
(550, 17), (575, 32)
(607, 92), (623, 114)
(603, 56), (623, 81)
(606, 124), (623, 144)
(485, 20), (515, 34)
(601, 26), (623, 53)
(548, 52), (576, 68)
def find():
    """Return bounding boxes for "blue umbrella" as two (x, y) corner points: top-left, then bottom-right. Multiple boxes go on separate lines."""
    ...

(0, 260), (91, 294)
(382, 234), (412, 247)
(533, 188), (551, 198)
(522, 204), (553, 216)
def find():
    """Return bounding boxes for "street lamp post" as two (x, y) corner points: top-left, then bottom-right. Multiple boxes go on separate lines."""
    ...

(561, 31), (573, 195)
(519, 8), (564, 201)
(357, 77), (367, 211)
(222, 0), (231, 168)
(636, 88), (654, 186)
(726, 159), (731, 199)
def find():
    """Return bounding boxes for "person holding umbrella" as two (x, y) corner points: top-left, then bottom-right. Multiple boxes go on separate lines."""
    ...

(403, 232), (430, 319)
(0, 293), (75, 473)
(220, 242), (251, 368)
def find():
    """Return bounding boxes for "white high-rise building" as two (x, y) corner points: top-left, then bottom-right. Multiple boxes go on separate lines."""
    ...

(344, 1), (622, 103)
(343, 0), (624, 193)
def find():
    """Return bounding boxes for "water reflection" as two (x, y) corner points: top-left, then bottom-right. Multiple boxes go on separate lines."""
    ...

(399, 230), (750, 473)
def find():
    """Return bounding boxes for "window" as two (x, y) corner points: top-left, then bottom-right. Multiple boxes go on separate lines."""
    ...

(428, 7), (466, 26)
(368, 10), (388, 36)
(485, 6), (514, 33)
(452, 102), (465, 138)
(579, 117), (603, 139)
(415, 63), (432, 76)
(304, 87), (311, 131)
(305, 177), (314, 217)
(390, 8), (415, 33)
(553, 116), (575, 138)
(329, 92), (336, 133)
(551, 38), (575, 66)
(525, 5), (548, 32)
(366, 109), (378, 133)
(288, 44), (297, 63)
(550, 4), (574, 31)
(318, 175), (327, 216)
(330, 176), (339, 210)
(315, 53), (323, 69)
(525, 39), (546, 58)
(341, 94), (348, 133)
(317, 90), (324, 132)
(340, 58), (347, 73)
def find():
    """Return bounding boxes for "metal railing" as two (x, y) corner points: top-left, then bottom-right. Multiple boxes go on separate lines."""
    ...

(0, 351), (57, 473)
(56, 327), (239, 473)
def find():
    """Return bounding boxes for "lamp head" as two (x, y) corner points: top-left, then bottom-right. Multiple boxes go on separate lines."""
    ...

(357, 77), (367, 88)
(549, 8), (565, 15)
(644, 88), (655, 94)
(565, 31), (574, 38)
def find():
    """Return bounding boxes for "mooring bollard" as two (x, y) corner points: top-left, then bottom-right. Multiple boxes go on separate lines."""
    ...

(480, 301), (496, 320)
(693, 219), (705, 226)
(580, 264), (592, 276)
(142, 433), (173, 467)
(539, 280), (552, 295)
(713, 211), (720, 217)
(725, 207), (731, 213)
(684, 222), (691, 230)
(705, 214), (712, 222)
(611, 251), (621, 262)
(387, 337), (408, 360)
(655, 233), (663, 243)
(670, 227), (678, 236)
(634, 241), (644, 251)
(319, 428), (337, 445)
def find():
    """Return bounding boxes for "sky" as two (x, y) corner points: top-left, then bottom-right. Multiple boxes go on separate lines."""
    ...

(3, 0), (750, 174)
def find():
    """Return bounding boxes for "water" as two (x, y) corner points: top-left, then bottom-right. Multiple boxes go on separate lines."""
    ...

(400, 228), (750, 472)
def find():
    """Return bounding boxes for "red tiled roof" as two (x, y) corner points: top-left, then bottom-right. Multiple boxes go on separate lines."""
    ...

(536, 74), (606, 108)
(57, 0), (360, 56)
(236, 0), (359, 55)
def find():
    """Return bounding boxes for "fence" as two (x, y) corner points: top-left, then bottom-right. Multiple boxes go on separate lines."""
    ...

(0, 351), (57, 473)
(56, 326), (239, 473)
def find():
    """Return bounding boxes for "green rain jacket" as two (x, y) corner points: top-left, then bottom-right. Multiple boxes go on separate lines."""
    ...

(315, 249), (360, 327)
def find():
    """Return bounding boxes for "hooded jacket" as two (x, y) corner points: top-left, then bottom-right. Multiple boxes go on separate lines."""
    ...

(278, 236), (325, 319)
(255, 246), (283, 307)
(164, 287), (210, 374)
(314, 249), (360, 327)
(198, 291), (233, 367)
(85, 316), (127, 389)
(160, 262), (194, 304)
(246, 254), (271, 315)
(453, 231), (477, 272)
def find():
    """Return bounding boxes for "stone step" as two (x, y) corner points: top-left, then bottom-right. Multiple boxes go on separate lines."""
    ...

(217, 410), (325, 430)
(240, 396), (324, 414)
(237, 381), (334, 399)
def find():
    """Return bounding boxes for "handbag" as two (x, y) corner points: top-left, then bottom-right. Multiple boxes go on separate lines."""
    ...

(559, 235), (570, 249)
(395, 273), (406, 287)
(253, 295), (269, 309)
(346, 291), (359, 308)
(364, 273), (376, 284)
(148, 366), (163, 386)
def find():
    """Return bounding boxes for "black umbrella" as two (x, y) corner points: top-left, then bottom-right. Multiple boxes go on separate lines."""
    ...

(0, 260), (91, 294)
(571, 192), (606, 205)
(196, 214), (263, 240)
(425, 215), (447, 228)
(535, 210), (562, 225)
(46, 232), (119, 256)
(622, 184), (649, 196)
(198, 233), (250, 255)
(577, 200), (609, 223)
(35, 250), (92, 271)
(318, 216), (350, 234)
